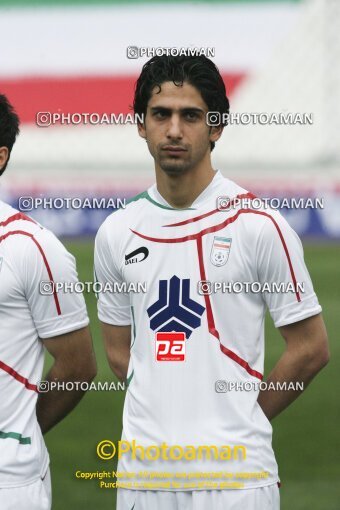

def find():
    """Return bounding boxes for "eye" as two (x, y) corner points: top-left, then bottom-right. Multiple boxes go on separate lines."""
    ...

(153, 110), (168, 119)
(184, 111), (199, 121)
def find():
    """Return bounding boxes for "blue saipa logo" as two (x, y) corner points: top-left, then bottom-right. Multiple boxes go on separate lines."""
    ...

(147, 276), (205, 338)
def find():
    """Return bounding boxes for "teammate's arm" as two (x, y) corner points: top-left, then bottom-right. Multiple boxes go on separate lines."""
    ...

(36, 326), (96, 434)
(19, 227), (97, 434)
(258, 313), (329, 421)
(101, 323), (131, 382)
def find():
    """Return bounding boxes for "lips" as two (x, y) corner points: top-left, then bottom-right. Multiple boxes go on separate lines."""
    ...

(162, 146), (186, 153)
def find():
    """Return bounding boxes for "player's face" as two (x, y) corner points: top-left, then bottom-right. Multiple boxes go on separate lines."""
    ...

(138, 81), (221, 175)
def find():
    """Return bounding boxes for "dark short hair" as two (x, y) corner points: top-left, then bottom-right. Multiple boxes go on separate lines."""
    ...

(133, 55), (229, 151)
(0, 94), (20, 176)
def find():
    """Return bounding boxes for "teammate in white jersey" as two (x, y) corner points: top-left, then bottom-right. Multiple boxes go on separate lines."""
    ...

(0, 95), (97, 509)
(94, 56), (329, 510)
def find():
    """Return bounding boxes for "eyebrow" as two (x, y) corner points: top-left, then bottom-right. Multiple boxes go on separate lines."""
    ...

(150, 106), (205, 114)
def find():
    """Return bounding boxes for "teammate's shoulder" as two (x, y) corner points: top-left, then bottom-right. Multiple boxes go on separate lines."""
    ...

(0, 200), (26, 223)
(0, 200), (74, 269)
(0, 200), (43, 238)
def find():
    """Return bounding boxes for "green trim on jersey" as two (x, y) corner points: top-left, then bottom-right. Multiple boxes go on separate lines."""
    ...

(0, 431), (31, 445)
(127, 190), (195, 211)
(126, 369), (134, 387)
(130, 306), (136, 348)
(93, 267), (99, 299)
(126, 190), (149, 205)
(145, 192), (195, 211)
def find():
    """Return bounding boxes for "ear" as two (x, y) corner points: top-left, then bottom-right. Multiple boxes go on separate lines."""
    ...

(209, 125), (224, 144)
(0, 146), (9, 171)
(137, 121), (147, 140)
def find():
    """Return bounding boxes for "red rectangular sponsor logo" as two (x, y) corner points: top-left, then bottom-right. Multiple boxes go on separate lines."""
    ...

(155, 332), (186, 361)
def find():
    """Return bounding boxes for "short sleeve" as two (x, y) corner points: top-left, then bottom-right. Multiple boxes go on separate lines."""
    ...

(22, 228), (89, 338)
(256, 212), (322, 328)
(94, 222), (131, 326)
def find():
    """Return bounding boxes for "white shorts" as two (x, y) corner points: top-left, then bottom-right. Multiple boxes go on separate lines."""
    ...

(117, 484), (280, 510)
(0, 468), (52, 510)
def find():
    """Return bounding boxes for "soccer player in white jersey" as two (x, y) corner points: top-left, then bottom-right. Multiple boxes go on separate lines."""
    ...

(94, 56), (329, 510)
(0, 95), (97, 509)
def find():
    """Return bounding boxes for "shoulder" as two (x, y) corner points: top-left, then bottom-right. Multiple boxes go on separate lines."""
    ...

(216, 173), (250, 199)
(96, 190), (150, 239)
(240, 207), (302, 261)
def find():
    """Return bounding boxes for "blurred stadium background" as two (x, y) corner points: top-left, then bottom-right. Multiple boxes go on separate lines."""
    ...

(0, 0), (339, 508)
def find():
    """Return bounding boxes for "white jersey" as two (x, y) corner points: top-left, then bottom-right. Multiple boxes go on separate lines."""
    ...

(95, 171), (321, 491)
(0, 200), (89, 488)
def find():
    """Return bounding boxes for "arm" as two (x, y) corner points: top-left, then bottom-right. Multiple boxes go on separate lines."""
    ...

(254, 212), (328, 420)
(101, 322), (131, 382)
(37, 326), (97, 434)
(258, 313), (329, 421)
(94, 222), (132, 382)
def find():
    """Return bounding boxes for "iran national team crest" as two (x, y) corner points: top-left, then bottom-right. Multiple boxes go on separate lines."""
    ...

(210, 236), (232, 266)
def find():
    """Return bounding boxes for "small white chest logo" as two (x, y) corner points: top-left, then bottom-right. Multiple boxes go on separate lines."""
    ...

(210, 237), (232, 266)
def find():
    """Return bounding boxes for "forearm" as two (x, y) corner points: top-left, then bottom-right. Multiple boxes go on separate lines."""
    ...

(258, 346), (327, 421)
(102, 323), (131, 382)
(36, 362), (95, 434)
(107, 352), (130, 382)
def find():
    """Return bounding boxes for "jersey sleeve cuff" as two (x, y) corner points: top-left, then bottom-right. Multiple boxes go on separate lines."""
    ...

(35, 308), (89, 339)
(273, 301), (322, 328)
(98, 302), (131, 326)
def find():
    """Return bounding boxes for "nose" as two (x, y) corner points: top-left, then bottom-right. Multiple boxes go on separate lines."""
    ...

(166, 114), (183, 140)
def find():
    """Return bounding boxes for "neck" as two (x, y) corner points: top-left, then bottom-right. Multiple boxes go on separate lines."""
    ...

(155, 158), (216, 209)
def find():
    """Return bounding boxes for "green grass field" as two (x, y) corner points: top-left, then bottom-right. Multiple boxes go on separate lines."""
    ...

(44, 241), (340, 510)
